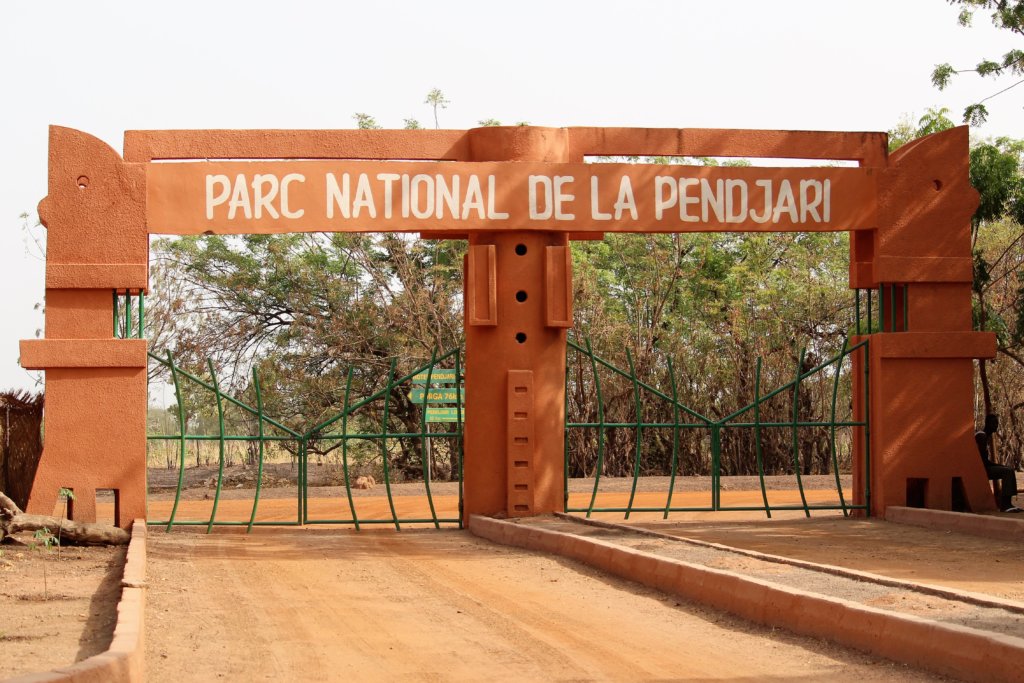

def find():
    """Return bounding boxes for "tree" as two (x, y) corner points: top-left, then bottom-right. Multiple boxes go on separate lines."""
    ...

(424, 88), (450, 129)
(353, 113), (381, 130)
(888, 107), (956, 151)
(148, 231), (467, 478)
(931, 0), (1024, 125)
(403, 118), (421, 130)
(967, 137), (1024, 420)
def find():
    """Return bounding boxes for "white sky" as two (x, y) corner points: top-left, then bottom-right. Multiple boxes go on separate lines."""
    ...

(1, 0), (1022, 391)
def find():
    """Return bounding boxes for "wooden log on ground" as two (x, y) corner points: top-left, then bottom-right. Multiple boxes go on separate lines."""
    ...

(0, 490), (130, 545)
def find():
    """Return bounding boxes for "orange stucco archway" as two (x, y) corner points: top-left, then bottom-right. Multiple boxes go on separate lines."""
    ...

(20, 124), (996, 528)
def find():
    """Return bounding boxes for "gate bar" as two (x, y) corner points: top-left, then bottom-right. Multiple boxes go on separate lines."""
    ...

(790, 348), (811, 517)
(623, 348), (644, 519)
(753, 357), (771, 517)
(830, 338), (850, 517)
(206, 359), (227, 533)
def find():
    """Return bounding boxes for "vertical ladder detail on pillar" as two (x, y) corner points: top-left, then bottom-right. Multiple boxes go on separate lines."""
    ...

(467, 244), (497, 326)
(507, 369), (536, 515)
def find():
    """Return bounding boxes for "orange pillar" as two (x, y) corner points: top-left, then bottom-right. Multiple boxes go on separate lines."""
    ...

(851, 127), (996, 516)
(462, 128), (573, 520)
(20, 127), (148, 529)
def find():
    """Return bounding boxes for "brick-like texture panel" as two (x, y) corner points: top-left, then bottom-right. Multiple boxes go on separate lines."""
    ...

(469, 515), (1024, 683)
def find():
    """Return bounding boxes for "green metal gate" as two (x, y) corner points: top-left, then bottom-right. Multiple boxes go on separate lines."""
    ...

(563, 336), (870, 519)
(146, 349), (464, 532)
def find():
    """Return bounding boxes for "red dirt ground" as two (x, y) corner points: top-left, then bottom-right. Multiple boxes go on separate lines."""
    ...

(138, 487), (1024, 681)
(12, 485), (1021, 681)
(145, 528), (953, 682)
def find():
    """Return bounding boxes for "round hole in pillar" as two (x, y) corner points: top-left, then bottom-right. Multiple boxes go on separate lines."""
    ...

(77, 176), (89, 189)
(933, 179), (943, 191)
(515, 290), (528, 302)
(515, 332), (527, 344)
(515, 243), (527, 256)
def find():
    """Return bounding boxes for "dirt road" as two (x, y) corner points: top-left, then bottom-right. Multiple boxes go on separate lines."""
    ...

(146, 529), (945, 682)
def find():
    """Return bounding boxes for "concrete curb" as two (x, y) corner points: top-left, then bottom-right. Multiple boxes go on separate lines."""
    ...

(554, 511), (1024, 615)
(5, 520), (146, 683)
(886, 505), (1024, 541)
(469, 514), (1024, 683)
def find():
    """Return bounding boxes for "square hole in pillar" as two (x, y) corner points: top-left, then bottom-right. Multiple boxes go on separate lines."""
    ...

(906, 478), (928, 509)
(96, 489), (120, 527)
(951, 477), (971, 513)
(50, 488), (75, 519)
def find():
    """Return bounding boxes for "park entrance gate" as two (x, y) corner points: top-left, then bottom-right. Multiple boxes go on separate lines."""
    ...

(145, 348), (465, 531)
(21, 124), (998, 529)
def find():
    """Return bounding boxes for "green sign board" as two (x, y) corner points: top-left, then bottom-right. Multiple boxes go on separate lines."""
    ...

(408, 387), (465, 404)
(425, 406), (461, 423)
(412, 369), (460, 384)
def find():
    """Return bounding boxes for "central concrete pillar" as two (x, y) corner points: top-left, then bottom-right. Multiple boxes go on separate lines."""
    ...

(462, 127), (573, 520)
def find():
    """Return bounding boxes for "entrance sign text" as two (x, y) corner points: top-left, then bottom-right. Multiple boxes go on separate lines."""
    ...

(147, 161), (878, 235)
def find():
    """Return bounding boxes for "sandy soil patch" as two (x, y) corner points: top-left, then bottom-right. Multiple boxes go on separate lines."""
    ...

(0, 541), (125, 679)
(145, 528), (951, 682)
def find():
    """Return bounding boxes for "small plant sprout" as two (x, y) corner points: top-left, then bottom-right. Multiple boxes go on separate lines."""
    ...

(56, 488), (74, 560)
(31, 527), (55, 600)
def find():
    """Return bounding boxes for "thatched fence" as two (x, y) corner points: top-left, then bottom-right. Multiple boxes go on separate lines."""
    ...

(0, 390), (44, 509)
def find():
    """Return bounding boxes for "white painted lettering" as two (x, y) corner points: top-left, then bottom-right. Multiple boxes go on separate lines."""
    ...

(251, 174), (280, 220)
(679, 178), (699, 223)
(773, 180), (798, 223)
(725, 179), (747, 224)
(462, 175), (485, 220)
(401, 174), (410, 219)
(554, 176), (575, 220)
(326, 173), (350, 219)
(410, 174), (434, 219)
(590, 176), (612, 220)
(436, 175), (459, 219)
(352, 173), (376, 218)
(700, 178), (725, 223)
(280, 173), (305, 219)
(654, 176), (677, 220)
(486, 175), (509, 219)
(613, 176), (637, 220)
(377, 173), (400, 219)
(228, 174), (251, 220)
(529, 175), (553, 220)
(205, 174), (230, 220)
(823, 179), (831, 222)
(799, 180), (823, 223)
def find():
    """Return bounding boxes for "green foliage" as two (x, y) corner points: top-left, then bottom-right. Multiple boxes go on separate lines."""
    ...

(931, 1), (1024, 124)
(970, 137), (1024, 228)
(31, 527), (54, 599)
(888, 108), (955, 151)
(32, 527), (54, 550)
(477, 118), (502, 127)
(403, 118), (421, 130)
(931, 62), (956, 89)
(150, 232), (466, 473)
(424, 88), (450, 129)
(353, 113), (381, 130)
